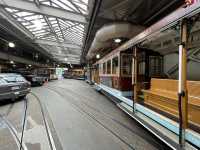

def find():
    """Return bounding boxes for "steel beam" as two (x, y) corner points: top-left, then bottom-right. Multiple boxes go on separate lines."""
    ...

(34, 39), (81, 49)
(0, 0), (87, 23)
(0, 51), (47, 67)
(53, 53), (80, 56)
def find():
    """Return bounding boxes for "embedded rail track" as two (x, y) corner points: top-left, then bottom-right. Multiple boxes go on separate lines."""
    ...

(45, 85), (168, 150)
(0, 93), (56, 150)
(0, 98), (28, 150)
(30, 92), (57, 150)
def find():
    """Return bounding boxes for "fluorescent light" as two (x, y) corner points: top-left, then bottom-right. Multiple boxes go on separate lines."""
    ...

(29, 64), (32, 67)
(114, 38), (121, 43)
(64, 58), (68, 61)
(10, 60), (14, 64)
(96, 54), (100, 59)
(8, 42), (15, 48)
(57, 65), (60, 67)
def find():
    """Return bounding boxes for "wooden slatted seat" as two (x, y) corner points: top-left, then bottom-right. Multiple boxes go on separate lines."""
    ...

(142, 78), (200, 126)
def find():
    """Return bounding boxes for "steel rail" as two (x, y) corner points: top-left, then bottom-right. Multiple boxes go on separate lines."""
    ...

(30, 92), (57, 150)
(0, 99), (28, 150)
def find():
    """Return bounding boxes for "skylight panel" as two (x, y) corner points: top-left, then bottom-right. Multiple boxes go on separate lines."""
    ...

(22, 22), (30, 26)
(51, 0), (74, 12)
(15, 11), (33, 17)
(59, 0), (78, 12)
(75, 2), (87, 11)
(50, 20), (57, 24)
(48, 17), (56, 21)
(5, 7), (19, 13)
(32, 29), (46, 34)
(24, 15), (43, 21)
(41, 1), (51, 6)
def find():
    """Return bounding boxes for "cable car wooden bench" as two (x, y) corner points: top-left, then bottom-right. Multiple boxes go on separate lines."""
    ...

(142, 78), (200, 127)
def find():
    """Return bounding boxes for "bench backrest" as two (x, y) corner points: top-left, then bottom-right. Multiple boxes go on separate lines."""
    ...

(150, 78), (200, 98)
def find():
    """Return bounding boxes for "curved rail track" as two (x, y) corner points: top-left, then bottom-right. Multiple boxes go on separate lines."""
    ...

(0, 98), (28, 150)
(0, 93), (57, 150)
(30, 92), (57, 150)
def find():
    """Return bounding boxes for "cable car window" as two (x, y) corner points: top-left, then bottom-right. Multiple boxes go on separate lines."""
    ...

(139, 62), (145, 75)
(121, 54), (132, 76)
(98, 64), (100, 74)
(103, 62), (106, 74)
(149, 56), (163, 76)
(112, 56), (118, 74)
(107, 60), (111, 74)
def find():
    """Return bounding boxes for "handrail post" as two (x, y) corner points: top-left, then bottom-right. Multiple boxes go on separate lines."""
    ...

(178, 19), (188, 147)
(132, 46), (138, 112)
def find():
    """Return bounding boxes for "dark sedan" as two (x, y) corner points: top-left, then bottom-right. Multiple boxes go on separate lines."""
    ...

(0, 73), (31, 101)
(23, 74), (46, 86)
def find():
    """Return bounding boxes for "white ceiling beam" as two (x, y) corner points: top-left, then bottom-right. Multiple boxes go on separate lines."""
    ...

(0, 0), (87, 23)
(35, 39), (81, 49)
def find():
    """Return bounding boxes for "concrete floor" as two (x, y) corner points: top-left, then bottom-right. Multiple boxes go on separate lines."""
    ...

(31, 79), (169, 150)
(0, 79), (170, 150)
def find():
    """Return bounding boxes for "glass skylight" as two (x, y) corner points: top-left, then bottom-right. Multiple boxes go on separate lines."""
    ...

(3, 0), (89, 64)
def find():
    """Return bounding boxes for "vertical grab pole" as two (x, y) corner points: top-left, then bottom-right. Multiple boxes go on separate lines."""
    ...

(132, 46), (138, 112)
(178, 19), (188, 147)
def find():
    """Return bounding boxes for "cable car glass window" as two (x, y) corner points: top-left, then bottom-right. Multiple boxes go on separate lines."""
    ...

(112, 56), (118, 74)
(139, 62), (145, 75)
(103, 62), (106, 74)
(121, 54), (132, 76)
(99, 63), (102, 74)
(149, 56), (163, 76)
(107, 60), (111, 74)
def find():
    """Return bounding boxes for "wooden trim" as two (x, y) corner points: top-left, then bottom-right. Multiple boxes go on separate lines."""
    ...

(133, 47), (138, 103)
(180, 19), (189, 129)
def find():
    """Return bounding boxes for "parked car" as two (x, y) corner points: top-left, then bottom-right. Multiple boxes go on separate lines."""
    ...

(23, 74), (46, 86)
(0, 73), (31, 101)
(63, 72), (73, 79)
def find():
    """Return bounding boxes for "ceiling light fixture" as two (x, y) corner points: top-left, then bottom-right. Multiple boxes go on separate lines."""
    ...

(96, 54), (100, 59)
(10, 60), (14, 64)
(8, 42), (15, 48)
(114, 38), (121, 43)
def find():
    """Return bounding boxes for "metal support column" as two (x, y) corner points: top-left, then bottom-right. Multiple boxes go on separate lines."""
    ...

(178, 19), (188, 147)
(132, 46), (138, 112)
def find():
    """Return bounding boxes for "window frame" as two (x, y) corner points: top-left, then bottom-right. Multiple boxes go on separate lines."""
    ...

(106, 59), (111, 74)
(112, 56), (119, 75)
(120, 53), (133, 77)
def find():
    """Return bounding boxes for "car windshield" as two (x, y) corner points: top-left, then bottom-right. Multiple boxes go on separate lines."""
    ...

(4, 75), (26, 82)
(0, 78), (7, 84)
(16, 76), (26, 82)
